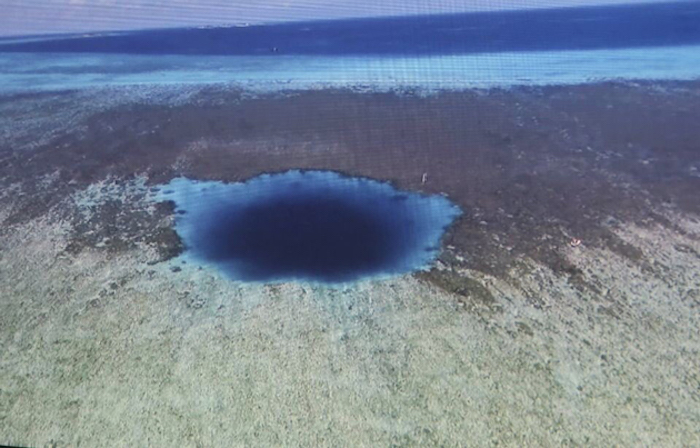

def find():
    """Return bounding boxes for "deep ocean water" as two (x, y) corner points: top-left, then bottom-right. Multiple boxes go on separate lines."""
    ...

(157, 170), (461, 284)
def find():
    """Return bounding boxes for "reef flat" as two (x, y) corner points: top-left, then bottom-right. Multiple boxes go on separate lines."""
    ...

(0, 81), (699, 446)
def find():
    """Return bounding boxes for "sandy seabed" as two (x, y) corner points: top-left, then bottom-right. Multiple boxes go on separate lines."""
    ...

(1, 82), (699, 447)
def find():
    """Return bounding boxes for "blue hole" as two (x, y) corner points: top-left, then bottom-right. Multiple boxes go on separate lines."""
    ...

(157, 170), (460, 284)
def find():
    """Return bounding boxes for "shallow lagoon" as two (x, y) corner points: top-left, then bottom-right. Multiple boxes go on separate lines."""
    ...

(3, 44), (700, 94)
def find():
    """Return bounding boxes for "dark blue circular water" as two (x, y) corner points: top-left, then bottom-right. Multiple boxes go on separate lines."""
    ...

(158, 170), (460, 284)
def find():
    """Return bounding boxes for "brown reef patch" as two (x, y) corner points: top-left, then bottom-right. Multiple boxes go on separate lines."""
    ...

(1, 81), (698, 291)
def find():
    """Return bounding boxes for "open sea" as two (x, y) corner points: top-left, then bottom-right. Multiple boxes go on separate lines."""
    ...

(1, 1), (700, 93)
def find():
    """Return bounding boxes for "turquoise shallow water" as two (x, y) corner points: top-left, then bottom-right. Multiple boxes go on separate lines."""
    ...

(2, 44), (700, 94)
